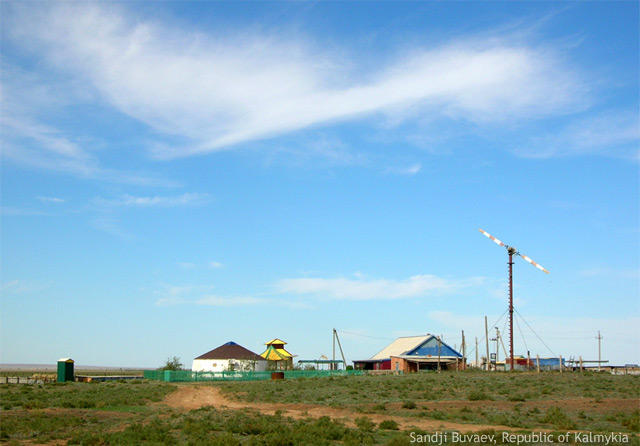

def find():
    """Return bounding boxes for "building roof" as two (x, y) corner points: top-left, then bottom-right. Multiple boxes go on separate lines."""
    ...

(371, 334), (462, 360)
(195, 342), (265, 361)
(265, 338), (287, 345)
(260, 344), (293, 360)
(371, 335), (430, 360)
(394, 356), (459, 363)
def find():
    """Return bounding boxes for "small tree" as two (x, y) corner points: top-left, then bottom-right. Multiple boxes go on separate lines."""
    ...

(160, 356), (183, 371)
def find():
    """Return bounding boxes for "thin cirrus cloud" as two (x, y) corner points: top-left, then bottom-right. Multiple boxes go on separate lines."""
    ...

(1, 113), (176, 187)
(196, 296), (265, 307)
(274, 274), (485, 301)
(514, 110), (640, 160)
(385, 163), (422, 176)
(176, 261), (223, 269)
(37, 196), (65, 203)
(93, 193), (210, 208)
(6, 4), (587, 160)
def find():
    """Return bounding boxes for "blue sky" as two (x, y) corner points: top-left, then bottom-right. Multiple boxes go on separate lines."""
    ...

(1, 1), (638, 368)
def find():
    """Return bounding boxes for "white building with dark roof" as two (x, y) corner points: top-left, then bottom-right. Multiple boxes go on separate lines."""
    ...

(192, 341), (267, 372)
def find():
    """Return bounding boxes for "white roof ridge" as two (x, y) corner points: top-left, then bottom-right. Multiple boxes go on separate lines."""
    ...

(370, 334), (432, 360)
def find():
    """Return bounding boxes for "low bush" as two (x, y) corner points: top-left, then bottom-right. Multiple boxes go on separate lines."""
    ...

(467, 389), (491, 401)
(355, 416), (376, 432)
(540, 406), (577, 430)
(401, 400), (416, 409)
(379, 419), (399, 430)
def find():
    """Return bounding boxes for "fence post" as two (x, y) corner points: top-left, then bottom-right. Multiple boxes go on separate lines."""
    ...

(536, 355), (540, 373)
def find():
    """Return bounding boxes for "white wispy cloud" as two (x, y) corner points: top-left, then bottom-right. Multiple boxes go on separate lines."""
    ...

(274, 274), (485, 300)
(514, 110), (639, 160)
(7, 4), (587, 160)
(261, 136), (369, 169)
(94, 193), (210, 208)
(196, 296), (265, 306)
(175, 261), (223, 270)
(385, 163), (422, 176)
(0, 280), (48, 295)
(153, 283), (310, 308)
(0, 60), (177, 186)
(1, 112), (176, 187)
(37, 196), (65, 203)
(0, 206), (51, 216)
(90, 216), (134, 240)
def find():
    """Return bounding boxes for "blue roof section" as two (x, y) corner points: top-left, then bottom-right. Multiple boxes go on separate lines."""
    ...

(404, 336), (462, 358)
(223, 341), (238, 346)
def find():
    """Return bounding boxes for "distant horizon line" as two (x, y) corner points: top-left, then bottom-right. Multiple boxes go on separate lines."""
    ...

(0, 363), (156, 370)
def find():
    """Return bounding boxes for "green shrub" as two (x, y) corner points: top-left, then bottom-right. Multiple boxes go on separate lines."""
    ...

(355, 417), (376, 432)
(540, 407), (576, 430)
(379, 419), (399, 430)
(401, 400), (416, 409)
(467, 389), (490, 401)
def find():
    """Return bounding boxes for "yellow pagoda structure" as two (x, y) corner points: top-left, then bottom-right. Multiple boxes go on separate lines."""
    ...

(260, 338), (294, 370)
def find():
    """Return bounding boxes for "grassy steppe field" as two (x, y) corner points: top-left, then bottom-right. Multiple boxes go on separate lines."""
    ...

(218, 371), (640, 432)
(1, 371), (638, 445)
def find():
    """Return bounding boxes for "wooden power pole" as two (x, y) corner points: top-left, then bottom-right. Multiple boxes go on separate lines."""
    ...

(596, 331), (603, 372)
(437, 336), (442, 372)
(475, 337), (478, 369)
(333, 328), (347, 370)
(461, 330), (466, 370)
(484, 316), (490, 371)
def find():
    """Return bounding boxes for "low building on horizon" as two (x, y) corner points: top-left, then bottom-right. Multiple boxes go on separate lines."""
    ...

(260, 338), (294, 370)
(192, 341), (267, 372)
(353, 334), (463, 372)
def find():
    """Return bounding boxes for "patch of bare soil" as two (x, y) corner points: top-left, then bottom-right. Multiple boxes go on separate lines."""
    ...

(161, 384), (516, 432)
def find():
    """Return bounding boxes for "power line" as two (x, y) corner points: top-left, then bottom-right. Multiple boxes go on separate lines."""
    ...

(514, 312), (529, 352)
(463, 309), (508, 358)
(338, 330), (395, 341)
(514, 309), (556, 357)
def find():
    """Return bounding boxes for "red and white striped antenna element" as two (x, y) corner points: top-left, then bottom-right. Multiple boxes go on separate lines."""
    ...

(478, 229), (549, 371)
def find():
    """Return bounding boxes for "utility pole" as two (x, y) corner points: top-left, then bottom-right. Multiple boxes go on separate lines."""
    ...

(475, 337), (479, 369)
(498, 329), (508, 361)
(333, 329), (347, 370)
(461, 330), (466, 370)
(495, 327), (500, 364)
(437, 336), (442, 372)
(596, 331), (603, 372)
(332, 328), (336, 371)
(484, 316), (490, 371)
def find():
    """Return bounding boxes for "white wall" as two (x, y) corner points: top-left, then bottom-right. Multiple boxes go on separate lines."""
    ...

(192, 358), (267, 372)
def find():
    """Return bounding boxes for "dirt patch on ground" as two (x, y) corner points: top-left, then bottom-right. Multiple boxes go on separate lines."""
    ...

(161, 384), (516, 432)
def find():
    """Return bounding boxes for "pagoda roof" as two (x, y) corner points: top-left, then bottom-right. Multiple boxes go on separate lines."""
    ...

(261, 344), (293, 360)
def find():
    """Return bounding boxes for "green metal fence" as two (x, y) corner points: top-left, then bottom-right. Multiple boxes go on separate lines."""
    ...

(143, 369), (364, 382)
